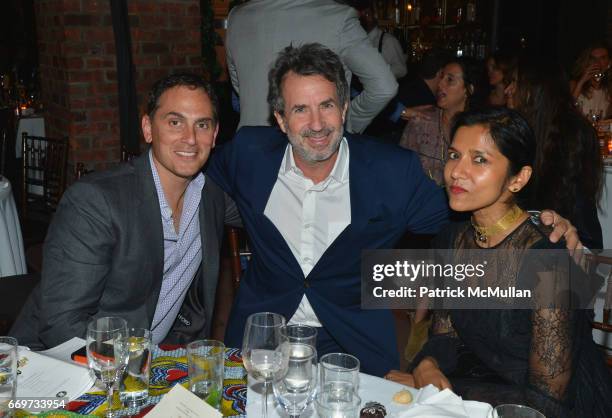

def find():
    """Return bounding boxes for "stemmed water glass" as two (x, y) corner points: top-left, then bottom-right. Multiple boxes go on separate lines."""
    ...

(273, 341), (318, 418)
(86, 317), (129, 418)
(242, 312), (288, 418)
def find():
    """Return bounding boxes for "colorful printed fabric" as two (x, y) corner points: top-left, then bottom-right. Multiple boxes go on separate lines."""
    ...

(18, 345), (247, 417)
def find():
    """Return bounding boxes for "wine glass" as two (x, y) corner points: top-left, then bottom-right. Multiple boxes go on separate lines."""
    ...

(242, 312), (287, 418)
(273, 342), (318, 418)
(86, 317), (129, 418)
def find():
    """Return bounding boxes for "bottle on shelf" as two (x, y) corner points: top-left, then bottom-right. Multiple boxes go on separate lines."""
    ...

(466, 1), (476, 23)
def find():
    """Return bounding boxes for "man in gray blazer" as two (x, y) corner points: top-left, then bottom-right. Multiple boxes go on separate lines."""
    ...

(11, 74), (240, 349)
(225, 0), (398, 134)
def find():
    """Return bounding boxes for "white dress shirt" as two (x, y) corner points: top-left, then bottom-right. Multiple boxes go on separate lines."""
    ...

(264, 138), (351, 327)
(367, 26), (407, 79)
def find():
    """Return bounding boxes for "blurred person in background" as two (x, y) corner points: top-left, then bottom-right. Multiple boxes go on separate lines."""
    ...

(570, 41), (611, 120)
(357, 1), (407, 79)
(507, 57), (603, 249)
(225, 0), (397, 134)
(486, 51), (517, 106)
(399, 57), (487, 185)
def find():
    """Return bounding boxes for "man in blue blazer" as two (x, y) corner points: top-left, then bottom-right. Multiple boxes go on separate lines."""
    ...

(208, 43), (447, 376)
(207, 44), (578, 376)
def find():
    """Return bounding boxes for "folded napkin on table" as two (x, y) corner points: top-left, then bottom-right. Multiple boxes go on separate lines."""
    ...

(397, 384), (492, 418)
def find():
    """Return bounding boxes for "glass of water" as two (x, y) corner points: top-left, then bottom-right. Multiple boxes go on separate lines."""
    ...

(494, 404), (546, 418)
(119, 328), (151, 410)
(314, 390), (361, 418)
(273, 342), (318, 418)
(86, 317), (129, 418)
(319, 352), (360, 400)
(242, 312), (288, 418)
(187, 340), (225, 410)
(0, 336), (17, 418)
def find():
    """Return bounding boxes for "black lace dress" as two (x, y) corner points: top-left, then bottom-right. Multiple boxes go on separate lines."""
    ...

(411, 219), (612, 418)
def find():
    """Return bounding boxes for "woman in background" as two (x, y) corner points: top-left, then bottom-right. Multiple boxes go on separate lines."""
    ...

(570, 41), (611, 119)
(399, 57), (486, 185)
(507, 57), (603, 249)
(486, 51), (516, 106)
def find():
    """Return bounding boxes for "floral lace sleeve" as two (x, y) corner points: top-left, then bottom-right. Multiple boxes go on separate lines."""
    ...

(528, 308), (574, 400)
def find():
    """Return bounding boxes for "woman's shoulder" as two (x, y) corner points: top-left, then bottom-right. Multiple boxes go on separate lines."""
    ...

(518, 218), (566, 250)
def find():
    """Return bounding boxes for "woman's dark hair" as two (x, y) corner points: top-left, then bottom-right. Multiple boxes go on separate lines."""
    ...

(514, 56), (603, 220)
(446, 57), (488, 110)
(267, 43), (349, 116)
(450, 107), (536, 208)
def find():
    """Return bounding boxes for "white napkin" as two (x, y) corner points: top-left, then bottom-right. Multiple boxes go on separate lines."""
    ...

(397, 384), (492, 418)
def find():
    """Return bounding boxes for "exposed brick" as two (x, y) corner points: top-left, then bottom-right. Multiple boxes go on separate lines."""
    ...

(82, 28), (114, 43)
(85, 57), (115, 69)
(66, 57), (84, 69)
(61, 0), (83, 13)
(64, 14), (101, 26)
(37, 0), (202, 171)
(160, 3), (184, 15)
(127, 2), (156, 14)
(132, 29), (159, 42)
(141, 42), (169, 54)
(133, 55), (158, 67)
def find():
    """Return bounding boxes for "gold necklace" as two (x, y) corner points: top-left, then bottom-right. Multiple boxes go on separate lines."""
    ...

(471, 204), (525, 244)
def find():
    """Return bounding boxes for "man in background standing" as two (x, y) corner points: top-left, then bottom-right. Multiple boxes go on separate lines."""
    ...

(225, 0), (397, 134)
(357, 2), (407, 79)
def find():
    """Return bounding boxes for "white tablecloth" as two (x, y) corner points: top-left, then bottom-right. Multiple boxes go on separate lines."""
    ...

(0, 177), (26, 277)
(15, 116), (45, 159)
(246, 372), (492, 417)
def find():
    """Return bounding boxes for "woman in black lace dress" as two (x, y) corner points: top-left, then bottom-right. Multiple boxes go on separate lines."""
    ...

(387, 107), (612, 417)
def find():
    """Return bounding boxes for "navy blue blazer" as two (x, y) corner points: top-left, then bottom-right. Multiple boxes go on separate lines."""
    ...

(207, 126), (449, 376)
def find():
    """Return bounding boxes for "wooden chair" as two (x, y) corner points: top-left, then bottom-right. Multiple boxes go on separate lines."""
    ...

(21, 133), (69, 220)
(0, 130), (6, 176)
(121, 146), (139, 162)
(226, 226), (252, 289)
(587, 252), (612, 368)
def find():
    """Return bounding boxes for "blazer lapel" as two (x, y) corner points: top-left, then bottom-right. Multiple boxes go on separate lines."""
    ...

(132, 153), (164, 322)
(307, 136), (380, 277)
(247, 134), (309, 279)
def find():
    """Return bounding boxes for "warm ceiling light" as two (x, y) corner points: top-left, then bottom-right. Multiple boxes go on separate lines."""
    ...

(407, 4), (413, 11)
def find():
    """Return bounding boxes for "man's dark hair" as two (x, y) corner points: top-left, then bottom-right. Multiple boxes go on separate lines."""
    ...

(267, 43), (349, 116)
(146, 73), (218, 123)
(418, 48), (452, 79)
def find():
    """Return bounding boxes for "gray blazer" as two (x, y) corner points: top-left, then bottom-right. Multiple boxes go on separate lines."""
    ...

(11, 153), (240, 349)
(226, 0), (398, 134)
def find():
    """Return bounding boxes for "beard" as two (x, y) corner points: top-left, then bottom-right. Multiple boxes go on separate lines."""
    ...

(287, 124), (344, 164)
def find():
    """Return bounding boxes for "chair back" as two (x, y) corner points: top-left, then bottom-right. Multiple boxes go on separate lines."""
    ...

(121, 146), (139, 163)
(588, 252), (612, 368)
(21, 133), (69, 217)
(226, 226), (252, 289)
(0, 130), (6, 176)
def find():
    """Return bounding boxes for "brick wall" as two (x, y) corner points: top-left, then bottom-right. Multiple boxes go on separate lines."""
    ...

(35, 0), (202, 171)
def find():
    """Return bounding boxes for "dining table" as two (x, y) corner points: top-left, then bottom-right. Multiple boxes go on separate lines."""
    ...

(0, 176), (26, 278)
(14, 344), (497, 418)
(15, 345), (248, 418)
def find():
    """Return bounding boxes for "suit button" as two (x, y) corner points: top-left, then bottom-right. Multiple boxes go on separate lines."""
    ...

(304, 280), (310, 288)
